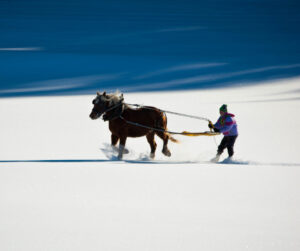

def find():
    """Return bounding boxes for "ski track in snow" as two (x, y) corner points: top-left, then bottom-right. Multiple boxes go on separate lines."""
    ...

(98, 142), (300, 167)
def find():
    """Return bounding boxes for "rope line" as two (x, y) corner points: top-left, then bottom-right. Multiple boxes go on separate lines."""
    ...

(103, 102), (220, 137)
(119, 115), (219, 137)
(125, 103), (211, 122)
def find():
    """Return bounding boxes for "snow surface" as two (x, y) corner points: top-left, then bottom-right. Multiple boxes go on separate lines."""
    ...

(1, 78), (300, 251)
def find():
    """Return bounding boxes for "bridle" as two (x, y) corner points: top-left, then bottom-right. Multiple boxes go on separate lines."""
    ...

(92, 97), (125, 121)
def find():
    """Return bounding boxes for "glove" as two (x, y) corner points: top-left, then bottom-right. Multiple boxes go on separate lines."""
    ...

(208, 123), (214, 129)
(213, 128), (220, 133)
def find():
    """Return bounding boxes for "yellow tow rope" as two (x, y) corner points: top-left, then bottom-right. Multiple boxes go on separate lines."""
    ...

(181, 131), (220, 136)
(179, 121), (220, 137)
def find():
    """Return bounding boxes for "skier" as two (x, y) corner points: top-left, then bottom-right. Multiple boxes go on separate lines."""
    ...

(209, 104), (238, 162)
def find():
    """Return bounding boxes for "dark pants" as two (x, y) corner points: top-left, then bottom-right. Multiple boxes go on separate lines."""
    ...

(217, 135), (238, 157)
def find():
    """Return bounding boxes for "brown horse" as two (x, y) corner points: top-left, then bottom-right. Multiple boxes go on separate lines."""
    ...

(89, 91), (178, 159)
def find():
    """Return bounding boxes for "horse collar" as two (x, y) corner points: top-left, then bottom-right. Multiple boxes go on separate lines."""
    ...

(102, 102), (125, 121)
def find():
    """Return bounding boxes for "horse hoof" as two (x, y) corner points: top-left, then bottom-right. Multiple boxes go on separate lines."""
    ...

(162, 149), (171, 157)
(112, 146), (129, 154)
(150, 153), (155, 159)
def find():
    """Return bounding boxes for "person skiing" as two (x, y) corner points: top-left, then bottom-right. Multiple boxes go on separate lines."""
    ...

(209, 104), (238, 162)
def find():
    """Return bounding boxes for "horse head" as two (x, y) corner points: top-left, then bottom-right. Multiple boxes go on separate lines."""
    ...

(89, 91), (124, 120)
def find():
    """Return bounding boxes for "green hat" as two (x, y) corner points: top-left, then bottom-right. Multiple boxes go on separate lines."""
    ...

(219, 104), (227, 113)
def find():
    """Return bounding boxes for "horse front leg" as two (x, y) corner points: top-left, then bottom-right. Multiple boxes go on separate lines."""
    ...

(118, 136), (127, 160)
(111, 134), (129, 154)
(111, 134), (119, 151)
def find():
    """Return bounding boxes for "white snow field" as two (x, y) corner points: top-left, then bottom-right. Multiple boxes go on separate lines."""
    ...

(1, 77), (300, 251)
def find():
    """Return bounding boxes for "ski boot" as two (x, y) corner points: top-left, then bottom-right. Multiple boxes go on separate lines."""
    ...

(210, 154), (221, 163)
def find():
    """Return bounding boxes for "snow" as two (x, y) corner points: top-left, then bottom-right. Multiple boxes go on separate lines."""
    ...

(1, 78), (300, 251)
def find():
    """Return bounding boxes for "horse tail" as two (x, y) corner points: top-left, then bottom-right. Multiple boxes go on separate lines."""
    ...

(168, 133), (180, 143)
(161, 112), (180, 143)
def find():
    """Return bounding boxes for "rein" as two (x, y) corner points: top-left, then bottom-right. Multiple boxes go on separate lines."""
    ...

(95, 95), (219, 141)
(101, 100), (219, 137)
(114, 102), (218, 137)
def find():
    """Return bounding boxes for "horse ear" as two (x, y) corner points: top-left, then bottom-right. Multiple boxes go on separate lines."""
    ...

(97, 92), (101, 96)
(103, 91), (106, 97)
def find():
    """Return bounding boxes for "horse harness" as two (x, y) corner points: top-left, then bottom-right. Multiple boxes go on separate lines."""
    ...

(101, 100), (125, 121)
(101, 101), (219, 136)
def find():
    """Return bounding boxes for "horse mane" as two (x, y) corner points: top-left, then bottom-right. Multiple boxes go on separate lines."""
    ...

(111, 93), (131, 112)
(106, 92), (123, 104)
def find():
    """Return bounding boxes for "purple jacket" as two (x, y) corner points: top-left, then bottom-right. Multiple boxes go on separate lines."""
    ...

(214, 113), (238, 136)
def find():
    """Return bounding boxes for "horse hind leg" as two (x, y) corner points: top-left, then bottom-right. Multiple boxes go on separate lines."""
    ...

(146, 132), (157, 159)
(155, 115), (171, 157)
(156, 131), (171, 157)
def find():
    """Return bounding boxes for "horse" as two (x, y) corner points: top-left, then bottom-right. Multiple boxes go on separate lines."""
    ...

(89, 91), (178, 159)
